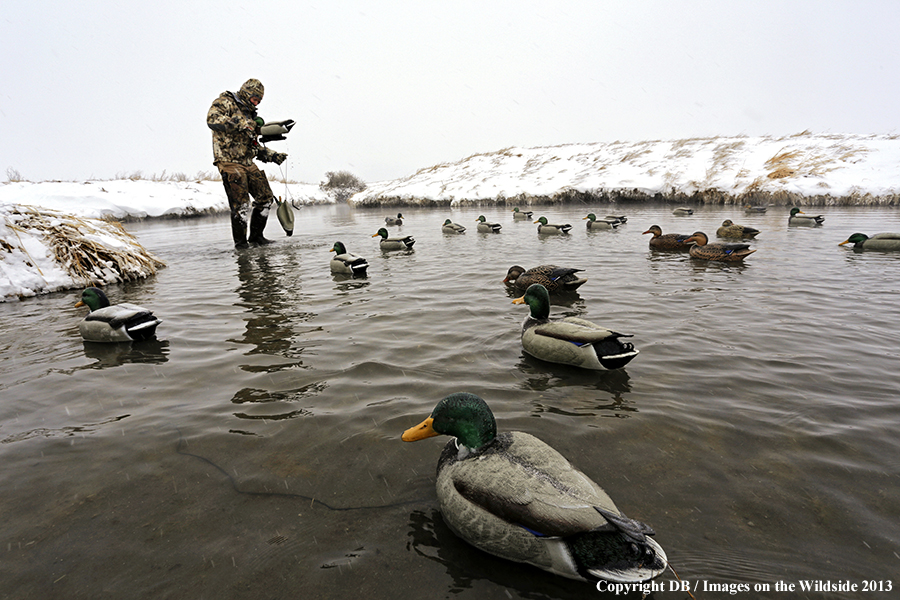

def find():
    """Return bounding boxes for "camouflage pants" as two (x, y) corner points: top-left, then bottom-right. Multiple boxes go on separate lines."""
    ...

(217, 162), (275, 245)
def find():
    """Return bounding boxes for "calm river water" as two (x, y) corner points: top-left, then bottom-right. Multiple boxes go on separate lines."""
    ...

(1, 203), (899, 599)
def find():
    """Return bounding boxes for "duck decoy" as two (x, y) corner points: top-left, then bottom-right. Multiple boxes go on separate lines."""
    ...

(402, 392), (667, 583)
(511, 207), (533, 220)
(683, 231), (755, 262)
(75, 287), (161, 343)
(513, 284), (639, 370)
(583, 213), (619, 230)
(716, 220), (760, 239)
(503, 265), (587, 292)
(839, 233), (900, 251)
(372, 227), (415, 250)
(385, 213), (404, 226)
(604, 215), (627, 224)
(441, 219), (466, 234)
(476, 215), (502, 233)
(672, 207), (693, 215)
(642, 225), (693, 251)
(744, 204), (767, 214)
(534, 216), (572, 234)
(788, 208), (824, 226)
(329, 241), (369, 276)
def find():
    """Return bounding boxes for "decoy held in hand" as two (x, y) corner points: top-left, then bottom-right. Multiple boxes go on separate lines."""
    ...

(583, 213), (619, 230)
(476, 215), (502, 233)
(511, 207), (534, 220)
(534, 216), (572, 234)
(75, 287), (162, 343)
(513, 284), (639, 370)
(503, 265), (587, 293)
(839, 232), (900, 251)
(716, 220), (761, 239)
(385, 213), (404, 225)
(642, 225), (693, 251)
(788, 208), (824, 226)
(441, 219), (466, 234)
(672, 207), (693, 215)
(372, 227), (415, 250)
(402, 392), (667, 583)
(329, 241), (369, 276)
(683, 231), (755, 262)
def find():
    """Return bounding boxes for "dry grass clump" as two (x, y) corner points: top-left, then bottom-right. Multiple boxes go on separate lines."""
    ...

(4, 206), (165, 286)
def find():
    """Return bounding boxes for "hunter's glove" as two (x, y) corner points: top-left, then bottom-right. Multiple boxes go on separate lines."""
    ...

(272, 152), (288, 165)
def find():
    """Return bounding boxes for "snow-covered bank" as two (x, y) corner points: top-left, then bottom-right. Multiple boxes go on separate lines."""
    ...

(0, 179), (331, 222)
(352, 132), (900, 207)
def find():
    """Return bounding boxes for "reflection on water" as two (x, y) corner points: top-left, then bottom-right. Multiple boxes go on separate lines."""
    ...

(1, 205), (899, 598)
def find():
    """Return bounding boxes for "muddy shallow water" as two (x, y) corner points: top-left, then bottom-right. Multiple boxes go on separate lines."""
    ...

(1, 203), (899, 599)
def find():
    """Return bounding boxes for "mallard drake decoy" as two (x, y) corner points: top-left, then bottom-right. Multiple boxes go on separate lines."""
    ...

(402, 392), (667, 583)
(513, 284), (639, 370)
(642, 225), (693, 251)
(75, 287), (161, 343)
(716, 220), (760, 239)
(788, 208), (824, 226)
(672, 207), (693, 215)
(372, 227), (415, 250)
(534, 216), (572, 235)
(583, 213), (619, 230)
(683, 231), (755, 262)
(503, 265), (587, 292)
(441, 219), (466, 234)
(476, 215), (502, 233)
(744, 204), (767, 214)
(839, 232), (900, 251)
(385, 213), (403, 225)
(511, 207), (533, 220)
(329, 241), (369, 276)
(605, 214), (627, 224)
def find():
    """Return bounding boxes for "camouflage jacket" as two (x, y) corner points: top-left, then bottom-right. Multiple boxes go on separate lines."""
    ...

(206, 91), (281, 167)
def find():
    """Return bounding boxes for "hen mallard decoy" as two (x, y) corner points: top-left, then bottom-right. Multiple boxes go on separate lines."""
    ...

(642, 225), (693, 251)
(513, 284), (639, 370)
(441, 219), (466, 234)
(75, 287), (161, 343)
(476, 215), (502, 233)
(839, 232), (900, 251)
(372, 227), (415, 250)
(583, 213), (619, 230)
(385, 213), (404, 225)
(684, 231), (755, 262)
(788, 208), (824, 226)
(716, 220), (760, 239)
(402, 392), (666, 583)
(512, 207), (534, 220)
(672, 207), (693, 215)
(503, 265), (587, 292)
(744, 204), (767, 214)
(329, 241), (369, 276)
(534, 216), (572, 235)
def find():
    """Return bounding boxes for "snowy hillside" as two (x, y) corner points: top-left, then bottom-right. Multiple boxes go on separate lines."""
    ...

(352, 132), (900, 206)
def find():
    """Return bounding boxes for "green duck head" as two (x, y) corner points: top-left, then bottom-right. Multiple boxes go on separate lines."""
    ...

(443, 219), (453, 226)
(402, 392), (497, 451)
(397, 213), (403, 218)
(839, 233), (869, 246)
(512, 207), (521, 213)
(75, 287), (110, 312)
(476, 215), (487, 223)
(790, 208), (804, 216)
(512, 283), (551, 320)
(534, 216), (549, 225)
(372, 228), (389, 239)
(330, 241), (348, 254)
(583, 213), (597, 221)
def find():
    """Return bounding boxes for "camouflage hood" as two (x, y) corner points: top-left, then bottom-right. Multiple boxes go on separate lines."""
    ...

(238, 78), (264, 106)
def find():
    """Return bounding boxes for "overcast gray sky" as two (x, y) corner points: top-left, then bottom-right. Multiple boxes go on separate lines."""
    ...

(2, 0), (898, 184)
